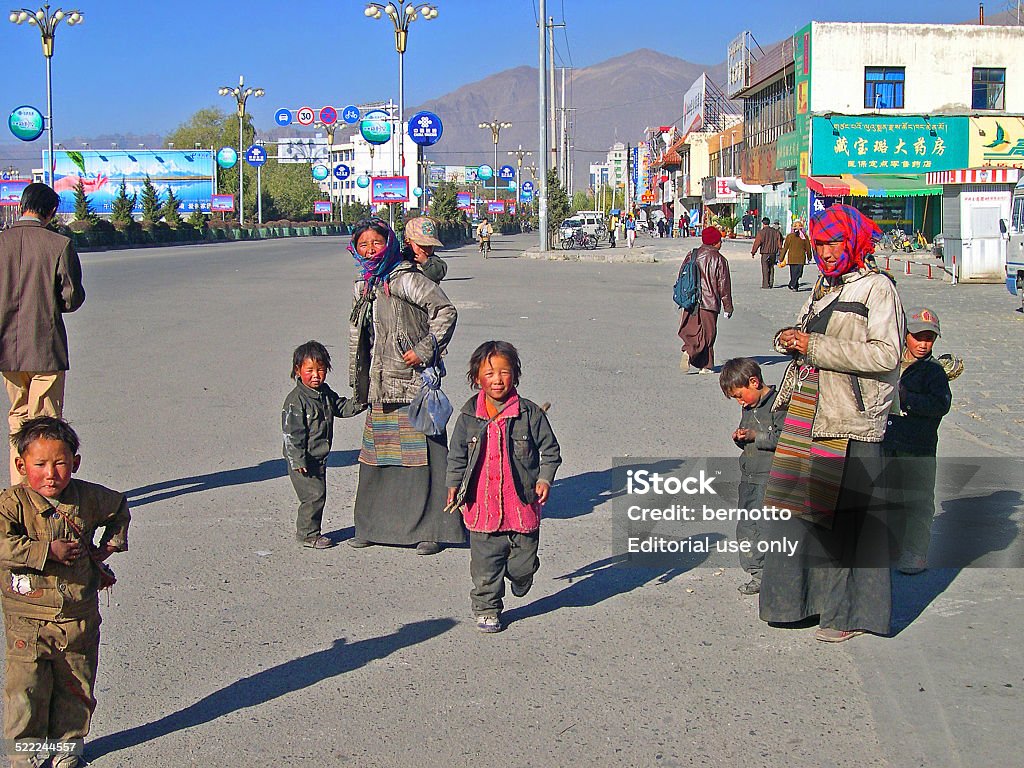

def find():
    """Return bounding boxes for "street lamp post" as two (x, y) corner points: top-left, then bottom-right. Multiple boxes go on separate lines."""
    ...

(479, 120), (511, 203)
(218, 75), (264, 226)
(365, 2), (438, 204)
(9, 5), (83, 185)
(507, 143), (531, 217)
(314, 121), (339, 222)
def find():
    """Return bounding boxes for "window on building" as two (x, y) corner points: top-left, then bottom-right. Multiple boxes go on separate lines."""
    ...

(973, 68), (1006, 110)
(864, 67), (905, 109)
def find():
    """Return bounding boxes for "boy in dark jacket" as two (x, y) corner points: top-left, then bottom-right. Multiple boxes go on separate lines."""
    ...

(282, 341), (365, 549)
(720, 358), (786, 595)
(883, 308), (952, 574)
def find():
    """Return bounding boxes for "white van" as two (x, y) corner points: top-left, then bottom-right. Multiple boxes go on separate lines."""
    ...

(573, 210), (606, 240)
(1007, 179), (1024, 308)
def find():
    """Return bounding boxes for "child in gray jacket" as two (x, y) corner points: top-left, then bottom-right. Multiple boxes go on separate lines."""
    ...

(282, 341), (364, 549)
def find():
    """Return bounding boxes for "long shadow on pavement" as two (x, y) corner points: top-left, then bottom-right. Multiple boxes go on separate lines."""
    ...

(544, 459), (688, 520)
(85, 618), (456, 760)
(502, 538), (723, 627)
(126, 450), (360, 506)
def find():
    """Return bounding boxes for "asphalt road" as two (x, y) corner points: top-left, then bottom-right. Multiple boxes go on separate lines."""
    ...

(1, 230), (1020, 767)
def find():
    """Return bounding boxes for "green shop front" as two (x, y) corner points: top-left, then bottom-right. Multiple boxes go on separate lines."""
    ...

(806, 115), (968, 237)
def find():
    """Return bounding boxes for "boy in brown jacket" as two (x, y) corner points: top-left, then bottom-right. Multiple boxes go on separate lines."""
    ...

(0, 417), (129, 768)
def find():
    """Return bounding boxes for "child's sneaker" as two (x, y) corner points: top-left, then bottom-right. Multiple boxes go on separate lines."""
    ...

(50, 755), (80, 768)
(475, 614), (502, 633)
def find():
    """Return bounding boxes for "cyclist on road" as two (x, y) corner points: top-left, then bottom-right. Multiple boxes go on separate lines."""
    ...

(477, 217), (493, 256)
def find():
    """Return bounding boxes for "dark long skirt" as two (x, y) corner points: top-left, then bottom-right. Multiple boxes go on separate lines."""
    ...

(759, 439), (892, 635)
(354, 435), (466, 546)
(677, 307), (719, 370)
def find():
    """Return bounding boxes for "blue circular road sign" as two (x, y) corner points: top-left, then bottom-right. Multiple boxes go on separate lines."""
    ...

(356, 175), (370, 189)
(342, 105), (361, 124)
(216, 146), (238, 169)
(311, 164), (330, 181)
(333, 164), (351, 181)
(408, 111), (443, 147)
(522, 181), (534, 192)
(498, 164), (516, 180)
(477, 164), (494, 181)
(360, 109), (392, 145)
(274, 109), (292, 127)
(245, 144), (268, 167)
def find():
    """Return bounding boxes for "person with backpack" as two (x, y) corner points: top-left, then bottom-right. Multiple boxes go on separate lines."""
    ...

(676, 226), (734, 374)
(751, 216), (782, 289)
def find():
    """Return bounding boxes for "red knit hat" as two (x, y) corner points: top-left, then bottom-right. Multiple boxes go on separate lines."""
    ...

(701, 226), (722, 245)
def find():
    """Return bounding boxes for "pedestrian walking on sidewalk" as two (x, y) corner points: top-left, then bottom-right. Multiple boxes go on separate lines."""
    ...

(751, 216), (782, 289)
(677, 226), (734, 374)
(779, 218), (812, 291)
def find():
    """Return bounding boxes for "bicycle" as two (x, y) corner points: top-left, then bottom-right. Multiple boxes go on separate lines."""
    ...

(559, 229), (597, 250)
(478, 237), (491, 256)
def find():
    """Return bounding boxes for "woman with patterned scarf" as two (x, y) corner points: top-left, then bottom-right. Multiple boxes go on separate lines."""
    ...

(347, 218), (464, 554)
(759, 204), (905, 643)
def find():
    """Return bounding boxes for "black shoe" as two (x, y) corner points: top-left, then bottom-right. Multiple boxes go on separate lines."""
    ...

(416, 541), (442, 555)
(737, 579), (761, 595)
(510, 578), (533, 598)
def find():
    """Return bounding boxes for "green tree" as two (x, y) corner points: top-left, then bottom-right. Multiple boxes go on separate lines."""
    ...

(162, 187), (184, 228)
(342, 200), (371, 225)
(140, 176), (162, 226)
(72, 179), (98, 226)
(109, 178), (136, 230)
(261, 159), (319, 221)
(429, 181), (461, 223)
(571, 190), (593, 213)
(187, 206), (206, 230)
(545, 169), (570, 235)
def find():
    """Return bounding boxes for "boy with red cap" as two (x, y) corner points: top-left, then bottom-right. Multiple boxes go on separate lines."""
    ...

(677, 226), (734, 374)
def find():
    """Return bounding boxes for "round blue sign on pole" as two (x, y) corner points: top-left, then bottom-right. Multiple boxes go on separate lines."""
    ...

(8, 105), (44, 142)
(311, 164), (330, 181)
(356, 175), (370, 189)
(360, 109), (392, 145)
(342, 105), (361, 124)
(408, 111), (443, 147)
(245, 144), (268, 167)
(522, 181), (534, 192)
(216, 146), (238, 169)
(333, 164), (351, 181)
(498, 164), (516, 180)
(477, 164), (494, 181)
(274, 108), (292, 127)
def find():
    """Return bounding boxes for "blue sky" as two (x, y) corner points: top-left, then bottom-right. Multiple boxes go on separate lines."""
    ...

(0, 0), (1001, 140)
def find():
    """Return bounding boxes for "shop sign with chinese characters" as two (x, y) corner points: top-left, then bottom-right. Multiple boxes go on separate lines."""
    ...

(811, 116), (968, 175)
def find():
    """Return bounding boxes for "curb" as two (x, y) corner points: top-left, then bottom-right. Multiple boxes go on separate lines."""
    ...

(521, 248), (656, 263)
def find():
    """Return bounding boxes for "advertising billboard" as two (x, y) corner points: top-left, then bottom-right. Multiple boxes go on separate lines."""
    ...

(428, 166), (446, 185)
(0, 179), (29, 207)
(370, 176), (409, 203)
(456, 191), (472, 210)
(48, 149), (214, 214)
(313, 201), (332, 215)
(210, 194), (235, 212)
(680, 74), (707, 138)
(810, 116), (968, 175)
(487, 201), (505, 214)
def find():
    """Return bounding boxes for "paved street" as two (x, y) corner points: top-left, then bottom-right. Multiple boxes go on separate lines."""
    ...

(1, 232), (1020, 767)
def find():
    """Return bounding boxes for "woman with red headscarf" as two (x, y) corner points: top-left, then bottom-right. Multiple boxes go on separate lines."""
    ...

(759, 204), (905, 643)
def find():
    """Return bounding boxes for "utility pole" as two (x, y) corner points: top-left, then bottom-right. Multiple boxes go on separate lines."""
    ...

(547, 17), (564, 175)
(560, 67), (567, 192)
(538, 0), (549, 251)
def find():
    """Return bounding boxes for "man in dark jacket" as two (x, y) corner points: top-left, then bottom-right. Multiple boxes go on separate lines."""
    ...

(0, 183), (84, 485)
(677, 226), (734, 374)
(750, 216), (782, 289)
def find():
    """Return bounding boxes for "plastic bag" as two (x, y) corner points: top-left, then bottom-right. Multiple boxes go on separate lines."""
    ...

(407, 335), (453, 436)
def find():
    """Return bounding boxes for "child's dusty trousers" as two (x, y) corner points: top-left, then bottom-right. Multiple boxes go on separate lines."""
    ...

(289, 465), (327, 542)
(3, 612), (99, 750)
(469, 530), (540, 617)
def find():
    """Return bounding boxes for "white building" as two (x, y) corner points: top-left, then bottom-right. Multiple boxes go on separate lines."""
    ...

(317, 121), (422, 213)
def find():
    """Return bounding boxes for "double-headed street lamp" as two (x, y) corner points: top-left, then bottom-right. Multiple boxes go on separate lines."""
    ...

(9, 5), (83, 184)
(218, 75), (264, 226)
(479, 120), (511, 202)
(365, 2), (438, 190)
(507, 144), (532, 212)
